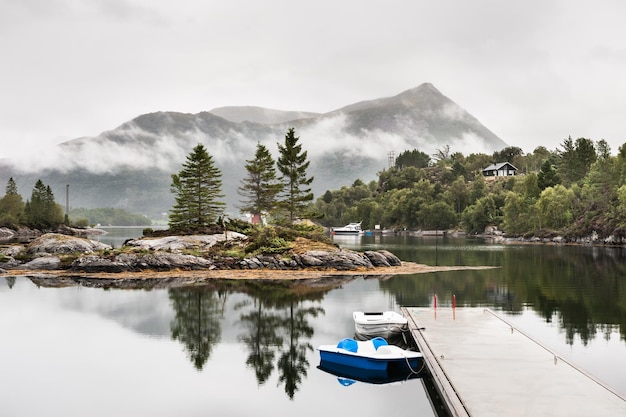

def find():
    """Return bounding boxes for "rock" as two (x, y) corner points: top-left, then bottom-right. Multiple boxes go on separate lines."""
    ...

(294, 250), (373, 270)
(295, 254), (325, 267)
(124, 232), (247, 252)
(70, 252), (214, 273)
(1, 245), (25, 257)
(130, 253), (213, 270)
(70, 255), (128, 273)
(28, 233), (111, 254)
(376, 250), (402, 266)
(19, 256), (62, 270)
(364, 251), (391, 267)
(0, 227), (16, 239)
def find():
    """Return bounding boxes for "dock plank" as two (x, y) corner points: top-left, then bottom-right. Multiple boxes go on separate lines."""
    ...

(402, 307), (626, 417)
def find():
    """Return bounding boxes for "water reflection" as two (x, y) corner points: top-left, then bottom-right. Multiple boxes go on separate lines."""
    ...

(166, 282), (326, 399)
(169, 287), (224, 369)
(4, 237), (626, 415)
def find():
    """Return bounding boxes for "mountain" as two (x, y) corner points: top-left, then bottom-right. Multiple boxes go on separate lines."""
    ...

(209, 106), (320, 124)
(0, 83), (507, 220)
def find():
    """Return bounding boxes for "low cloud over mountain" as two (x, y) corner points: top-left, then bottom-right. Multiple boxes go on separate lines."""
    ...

(1, 83), (507, 218)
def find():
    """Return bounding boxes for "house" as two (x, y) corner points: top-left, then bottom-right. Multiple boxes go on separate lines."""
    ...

(482, 162), (518, 177)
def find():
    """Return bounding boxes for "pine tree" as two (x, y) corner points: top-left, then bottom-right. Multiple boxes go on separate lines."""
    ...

(5, 177), (18, 195)
(169, 144), (225, 231)
(0, 177), (24, 228)
(25, 179), (63, 229)
(238, 143), (282, 222)
(276, 128), (314, 222)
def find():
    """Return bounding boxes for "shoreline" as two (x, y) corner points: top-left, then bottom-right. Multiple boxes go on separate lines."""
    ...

(4, 262), (497, 282)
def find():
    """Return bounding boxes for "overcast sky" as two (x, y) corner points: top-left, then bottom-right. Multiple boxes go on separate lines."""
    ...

(2, 0), (626, 160)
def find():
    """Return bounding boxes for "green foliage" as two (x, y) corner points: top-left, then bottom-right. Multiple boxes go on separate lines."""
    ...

(462, 196), (500, 234)
(276, 128), (314, 222)
(24, 179), (64, 230)
(0, 177), (24, 228)
(238, 143), (282, 218)
(558, 136), (597, 186)
(395, 149), (431, 169)
(169, 143), (225, 231)
(243, 224), (327, 255)
(418, 201), (457, 230)
(537, 160), (560, 190)
(536, 185), (575, 230)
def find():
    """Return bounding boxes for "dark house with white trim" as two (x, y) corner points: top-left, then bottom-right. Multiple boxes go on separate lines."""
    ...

(482, 162), (518, 177)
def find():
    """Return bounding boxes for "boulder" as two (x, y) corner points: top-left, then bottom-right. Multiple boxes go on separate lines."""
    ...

(19, 256), (62, 270)
(364, 251), (391, 267)
(0, 227), (16, 239)
(294, 250), (373, 270)
(70, 252), (214, 272)
(376, 250), (402, 266)
(28, 233), (111, 254)
(124, 232), (247, 252)
(70, 255), (128, 273)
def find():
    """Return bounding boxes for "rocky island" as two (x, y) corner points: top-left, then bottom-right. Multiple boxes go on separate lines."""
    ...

(0, 230), (494, 288)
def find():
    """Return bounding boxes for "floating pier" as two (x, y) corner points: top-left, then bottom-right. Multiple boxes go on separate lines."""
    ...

(402, 306), (626, 417)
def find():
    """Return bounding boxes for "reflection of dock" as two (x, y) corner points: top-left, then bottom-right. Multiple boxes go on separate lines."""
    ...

(402, 307), (626, 417)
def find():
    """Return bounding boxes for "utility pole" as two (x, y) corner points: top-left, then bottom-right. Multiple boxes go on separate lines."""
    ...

(66, 184), (69, 214)
(388, 151), (395, 168)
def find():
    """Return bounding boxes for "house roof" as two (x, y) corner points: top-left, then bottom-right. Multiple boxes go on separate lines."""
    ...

(483, 162), (518, 171)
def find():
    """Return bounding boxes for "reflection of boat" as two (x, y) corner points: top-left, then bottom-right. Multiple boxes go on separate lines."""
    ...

(318, 360), (422, 385)
(353, 311), (409, 338)
(330, 222), (363, 235)
(317, 337), (423, 375)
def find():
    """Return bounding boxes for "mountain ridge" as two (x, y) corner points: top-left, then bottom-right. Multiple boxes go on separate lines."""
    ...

(1, 83), (508, 219)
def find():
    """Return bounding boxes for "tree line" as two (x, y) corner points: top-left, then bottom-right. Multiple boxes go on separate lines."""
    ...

(314, 136), (626, 240)
(0, 178), (65, 230)
(4, 128), (625, 241)
(169, 127), (314, 231)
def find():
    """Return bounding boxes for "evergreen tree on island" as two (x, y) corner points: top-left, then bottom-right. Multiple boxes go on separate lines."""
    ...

(24, 179), (64, 229)
(238, 143), (282, 222)
(0, 177), (25, 229)
(276, 128), (314, 222)
(169, 143), (225, 231)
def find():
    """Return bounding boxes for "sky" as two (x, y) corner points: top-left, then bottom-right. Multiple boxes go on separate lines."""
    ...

(2, 0), (626, 161)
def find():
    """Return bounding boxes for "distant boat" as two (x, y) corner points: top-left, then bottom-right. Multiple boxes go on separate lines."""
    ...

(330, 222), (363, 235)
(353, 311), (409, 339)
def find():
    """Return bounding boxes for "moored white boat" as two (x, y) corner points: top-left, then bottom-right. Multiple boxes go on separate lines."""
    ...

(330, 222), (363, 235)
(353, 311), (409, 338)
(317, 337), (423, 375)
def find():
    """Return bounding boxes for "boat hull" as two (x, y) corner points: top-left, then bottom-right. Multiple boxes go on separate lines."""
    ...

(318, 361), (422, 385)
(317, 337), (422, 375)
(330, 222), (363, 235)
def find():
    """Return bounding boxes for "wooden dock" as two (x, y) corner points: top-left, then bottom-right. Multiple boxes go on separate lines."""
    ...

(402, 307), (626, 417)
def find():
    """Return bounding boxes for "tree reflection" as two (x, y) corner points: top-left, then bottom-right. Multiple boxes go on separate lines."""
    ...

(169, 287), (223, 370)
(235, 283), (325, 399)
(277, 302), (323, 399)
(380, 243), (626, 346)
(238, 299), (283, 384)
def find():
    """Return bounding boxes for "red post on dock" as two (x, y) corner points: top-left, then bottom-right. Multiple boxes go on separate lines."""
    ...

(452, 294), (456, 309)
(434, 294), (437, 309)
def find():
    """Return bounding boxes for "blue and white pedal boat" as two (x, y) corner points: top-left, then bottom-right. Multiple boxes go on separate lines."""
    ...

(317, 337), (423, 374)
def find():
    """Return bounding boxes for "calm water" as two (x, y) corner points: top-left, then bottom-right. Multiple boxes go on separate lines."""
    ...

(2, 233), (626, 417)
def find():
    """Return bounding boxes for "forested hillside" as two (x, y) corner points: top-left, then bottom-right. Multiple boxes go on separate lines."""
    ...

(314, 137), (626, 241)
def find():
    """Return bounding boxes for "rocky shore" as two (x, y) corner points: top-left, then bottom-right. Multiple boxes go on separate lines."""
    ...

(0, 232), (495, 284)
